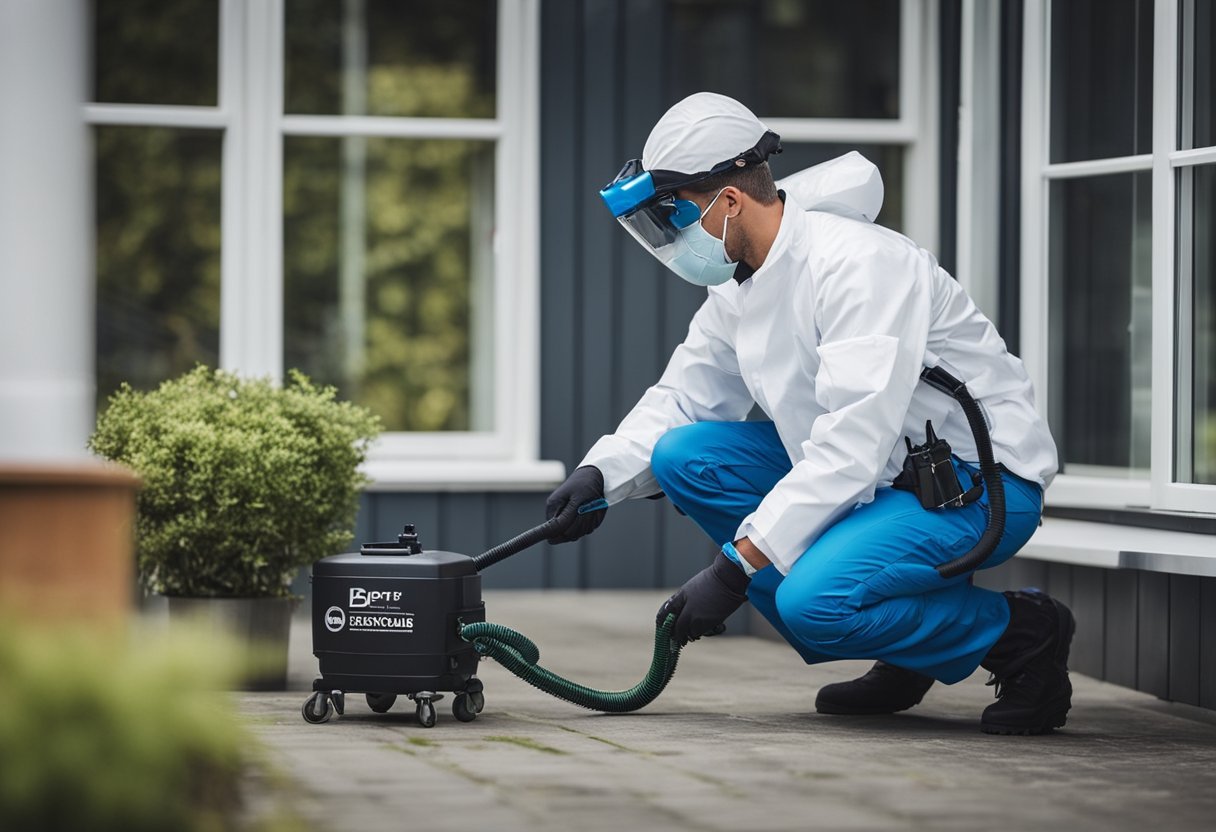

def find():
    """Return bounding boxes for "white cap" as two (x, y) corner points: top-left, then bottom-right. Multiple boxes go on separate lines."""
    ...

(642, 92), (770, 175)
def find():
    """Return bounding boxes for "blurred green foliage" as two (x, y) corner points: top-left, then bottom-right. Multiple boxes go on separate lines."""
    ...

(0, 625), (253, 832)
(93, 0), (218, 106)
(90, 367), (381, 598)
(284, 0), (496, 118)
(284, 137), (493, 431)
(95, 126), (222, 412)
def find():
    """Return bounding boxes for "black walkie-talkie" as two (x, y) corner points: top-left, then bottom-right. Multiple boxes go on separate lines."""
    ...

(897, 420), (983, 510)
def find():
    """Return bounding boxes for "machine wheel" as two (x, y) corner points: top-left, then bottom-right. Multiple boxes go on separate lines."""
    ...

(301, 692), (333, 725)
(452, 694), (477, 722)
(416, 700), (437, 728)
(366, 693), (397, 713)
(468, 690), (485, 714)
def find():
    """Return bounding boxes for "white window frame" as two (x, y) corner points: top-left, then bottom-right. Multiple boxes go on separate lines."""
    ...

(84, 0), (564, 491)
(1020, 0), (1216, 514)
(764, 0), (940, 252)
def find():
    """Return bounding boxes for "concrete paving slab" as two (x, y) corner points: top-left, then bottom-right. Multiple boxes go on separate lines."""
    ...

(240, 590), (1216, 832)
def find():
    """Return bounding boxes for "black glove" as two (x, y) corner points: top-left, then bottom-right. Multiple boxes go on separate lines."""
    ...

(545, 465), (607, 543)
(657, 551), (751, 645)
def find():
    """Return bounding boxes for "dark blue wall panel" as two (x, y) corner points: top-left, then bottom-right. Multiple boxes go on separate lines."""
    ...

(1168, 574), (1201, 706)
(1136, 572), (1170, 699)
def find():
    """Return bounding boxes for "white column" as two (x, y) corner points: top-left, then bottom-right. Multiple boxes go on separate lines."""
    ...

(0, 0), (93, 461)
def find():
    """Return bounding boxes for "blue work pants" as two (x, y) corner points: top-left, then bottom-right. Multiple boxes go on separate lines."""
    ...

(650, 421), (1043, 683)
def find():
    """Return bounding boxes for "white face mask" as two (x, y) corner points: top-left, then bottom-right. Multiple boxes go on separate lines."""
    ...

(664, 189), (738, 287)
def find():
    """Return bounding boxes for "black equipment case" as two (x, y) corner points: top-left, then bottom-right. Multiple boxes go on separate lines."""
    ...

(304, 525), (486, 727)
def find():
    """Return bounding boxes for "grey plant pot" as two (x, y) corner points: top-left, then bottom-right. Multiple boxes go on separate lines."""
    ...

(165, 596), (299, 691)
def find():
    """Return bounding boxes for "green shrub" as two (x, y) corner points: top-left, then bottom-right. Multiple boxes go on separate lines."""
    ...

(90, 366), (381, 597)
(0, 626), (254, 832)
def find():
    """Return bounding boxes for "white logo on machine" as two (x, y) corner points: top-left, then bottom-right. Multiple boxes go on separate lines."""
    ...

(339, 586), (415, 633)
(324, 606), (346, 632)
(349, 587), (403, 608)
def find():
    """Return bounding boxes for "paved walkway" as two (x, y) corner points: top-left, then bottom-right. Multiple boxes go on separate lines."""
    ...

(241, 591), (1216, 832)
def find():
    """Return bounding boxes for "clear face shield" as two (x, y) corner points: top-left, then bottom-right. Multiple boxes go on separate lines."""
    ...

(599, 160), (704, 266)
(597, 131), (783, 269)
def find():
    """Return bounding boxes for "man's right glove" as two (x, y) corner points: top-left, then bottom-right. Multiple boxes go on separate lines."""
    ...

(545, 465), (607, 543)
(657, 550), (751, 645)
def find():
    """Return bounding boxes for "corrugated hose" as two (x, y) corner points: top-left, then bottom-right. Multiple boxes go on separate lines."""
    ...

(461, 502), (684, 713)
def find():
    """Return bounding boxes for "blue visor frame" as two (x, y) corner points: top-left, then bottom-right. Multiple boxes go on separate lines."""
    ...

(599, 164), (704, 249)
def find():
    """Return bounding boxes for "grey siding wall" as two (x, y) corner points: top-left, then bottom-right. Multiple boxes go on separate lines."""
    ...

(354, 0), (719, 591)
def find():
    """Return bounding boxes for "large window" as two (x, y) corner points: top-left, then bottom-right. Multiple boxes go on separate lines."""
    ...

(667, 0), (936, 247)
(87, 0), (557, 488)
(1022, 0), (1216, 512)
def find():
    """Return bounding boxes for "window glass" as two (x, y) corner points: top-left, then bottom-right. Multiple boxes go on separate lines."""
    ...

(1048, 172), (1152, 477)
(283, 137), (495, 432)
(95, 127), (222, 408)
(1179, 164), (1216, 485)
(1049, 0), (1152, 164)
(771, 143), (904, 231)
(1183, 0), (1216, 150)
(668, 0), (900, 120)
(92, 0), (219, 106)
(284, 0), (497, 118)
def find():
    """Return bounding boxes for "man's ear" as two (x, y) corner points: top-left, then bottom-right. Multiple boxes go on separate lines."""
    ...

(722, 186), (743, 217)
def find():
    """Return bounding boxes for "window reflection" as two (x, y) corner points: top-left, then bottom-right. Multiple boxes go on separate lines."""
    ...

(1049, 0), (1153, 163)
(1180, 164), (1216, 485)
(1048, 172), (1152, 476)
(1183, 0), (1216, 150)
(668, 0), (900, 120)
(283, 138), (495, 432)
(285, 0), (497, 118)
(94, 127), (222, 408)
(92, 0), (219, 106)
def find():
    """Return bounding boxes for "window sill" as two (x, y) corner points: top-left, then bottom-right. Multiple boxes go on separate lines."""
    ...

(360, 458), (567, 492)
(1019, 517), (1216, 577)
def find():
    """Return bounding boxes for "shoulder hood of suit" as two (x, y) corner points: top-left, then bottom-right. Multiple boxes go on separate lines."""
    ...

(776, 151), (884, 224)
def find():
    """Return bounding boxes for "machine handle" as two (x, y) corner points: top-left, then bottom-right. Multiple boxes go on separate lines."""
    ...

(470, 499), (595, 572)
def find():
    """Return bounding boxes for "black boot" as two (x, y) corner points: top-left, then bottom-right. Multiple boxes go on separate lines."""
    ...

(815, 661), (936, 715)
(980, 588), (1076, 735)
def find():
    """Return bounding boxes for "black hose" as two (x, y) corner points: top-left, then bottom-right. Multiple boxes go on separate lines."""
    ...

(471, 503), (579, 572)
(920, 366), (1006, 579)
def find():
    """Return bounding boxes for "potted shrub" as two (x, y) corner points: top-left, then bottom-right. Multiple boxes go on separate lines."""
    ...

(90, 366), (381, 688)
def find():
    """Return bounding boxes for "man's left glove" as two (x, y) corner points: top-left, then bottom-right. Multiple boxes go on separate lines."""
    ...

(657, 551), (751, 645)
(545, 466), (607, 543)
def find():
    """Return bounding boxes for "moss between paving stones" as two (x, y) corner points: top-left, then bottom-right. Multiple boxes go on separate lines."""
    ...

(485, 736), (567, 755)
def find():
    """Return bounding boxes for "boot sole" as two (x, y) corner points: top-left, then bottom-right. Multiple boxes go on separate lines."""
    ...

(815, 700), (925, 716)
(981, 601), (1077, 736)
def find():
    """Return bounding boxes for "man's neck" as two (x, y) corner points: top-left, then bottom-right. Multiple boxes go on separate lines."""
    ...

(735, 194), (786, 282)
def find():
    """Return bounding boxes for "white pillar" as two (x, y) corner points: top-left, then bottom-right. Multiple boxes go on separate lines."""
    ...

(0, 0), (93, 461)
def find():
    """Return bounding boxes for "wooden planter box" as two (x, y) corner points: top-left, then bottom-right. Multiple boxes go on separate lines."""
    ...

(0, 462), (141, 626)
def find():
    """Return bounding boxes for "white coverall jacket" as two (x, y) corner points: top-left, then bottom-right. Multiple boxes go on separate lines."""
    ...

(581, 156), (1059, 575)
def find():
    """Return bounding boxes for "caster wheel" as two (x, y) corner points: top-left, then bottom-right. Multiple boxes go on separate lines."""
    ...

(301, 692), (333, 725)
(416, 700), (437, 728)
(452, 694), (477, 722)
(366, 693), (397, 714)
(468, 690), (485, 714)
(330, 691), (345, 716)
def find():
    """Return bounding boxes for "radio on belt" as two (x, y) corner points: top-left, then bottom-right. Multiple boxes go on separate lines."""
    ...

(306, 524), (486, 728)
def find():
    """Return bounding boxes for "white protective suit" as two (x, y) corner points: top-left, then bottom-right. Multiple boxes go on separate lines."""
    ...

(581, 153), (1059, 575)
